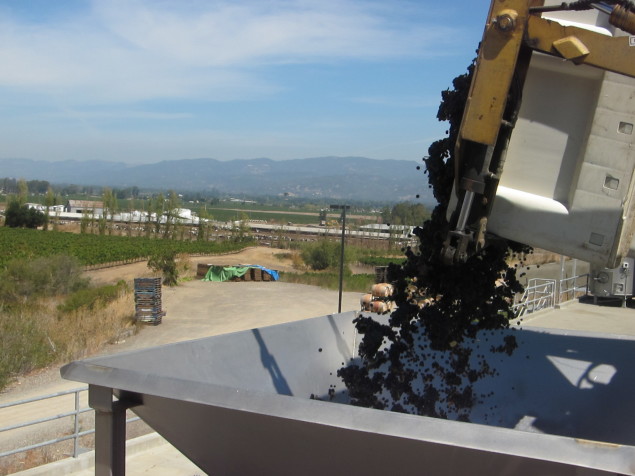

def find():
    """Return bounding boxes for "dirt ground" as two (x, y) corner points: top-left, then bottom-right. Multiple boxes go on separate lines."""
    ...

(0, 247), (364, 473)
(0, 246), (589, 473)
(2, 247), (360, 396)
(88, 246), (299, 285)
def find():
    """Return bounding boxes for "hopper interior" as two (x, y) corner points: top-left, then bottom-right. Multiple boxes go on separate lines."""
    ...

(62, 311), (635, 475)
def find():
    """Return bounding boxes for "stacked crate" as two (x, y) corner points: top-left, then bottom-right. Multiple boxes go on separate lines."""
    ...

(134, 277), (165, 325)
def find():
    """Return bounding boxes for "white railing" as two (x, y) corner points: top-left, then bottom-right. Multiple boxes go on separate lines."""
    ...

(558, 273), (589, 304)
(513, 278), (557, 316)
(513, 273), (590, 317)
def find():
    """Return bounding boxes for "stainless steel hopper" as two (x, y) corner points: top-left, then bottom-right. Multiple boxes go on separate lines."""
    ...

(62, 311), (635, 475)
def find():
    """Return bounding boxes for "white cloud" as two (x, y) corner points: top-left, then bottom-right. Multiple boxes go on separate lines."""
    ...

(95, 0), (454, 64)
(0, 0), (461, 104)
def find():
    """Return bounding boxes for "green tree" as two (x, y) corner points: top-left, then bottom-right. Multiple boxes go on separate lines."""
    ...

(80, 209), (90, 234)
(43, 187), (55, 231)
(17, 179), (28, 205)
(144, 197), (154, 238)
(163, 191), (181, 239)
(147, 249), (179, 286)
(27, 180), (50, 194)
(383, 202), (430, 226)
(97, 215), (107, 235)
(154, 193), (165, 235)
(102, 188), (117, 235)
(4, 199), (46, 229)
(197, 209), (213, 242)
(126, 197), (135, 237)
(230, 212), (250, 242)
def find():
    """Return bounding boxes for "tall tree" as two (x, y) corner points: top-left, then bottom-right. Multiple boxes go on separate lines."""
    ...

(4, 199), (46, 228)
(164, 190), (181, 240)
(102, 188), (117, 235)
(43, 187), (55, 231)
(154, 193), (164, 236)
(17, 179), (28, 205)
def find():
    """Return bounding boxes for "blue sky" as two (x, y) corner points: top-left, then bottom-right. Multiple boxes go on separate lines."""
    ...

(0, 0), (487, 164)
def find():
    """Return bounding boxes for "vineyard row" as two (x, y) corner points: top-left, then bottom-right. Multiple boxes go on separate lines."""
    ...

(0, 228), (251, 269)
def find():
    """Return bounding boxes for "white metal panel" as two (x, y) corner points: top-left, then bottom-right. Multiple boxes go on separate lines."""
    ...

(489, 35), (635, 267)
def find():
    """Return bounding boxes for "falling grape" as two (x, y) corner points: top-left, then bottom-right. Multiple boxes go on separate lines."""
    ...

(336, 57), (531, 420)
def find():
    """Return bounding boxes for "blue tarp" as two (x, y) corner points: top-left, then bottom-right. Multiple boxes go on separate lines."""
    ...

(239, 264), (280, 281)
(202, 264), (279, 282)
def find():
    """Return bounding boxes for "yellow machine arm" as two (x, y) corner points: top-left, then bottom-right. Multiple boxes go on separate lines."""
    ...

(443, 0), (635, 264)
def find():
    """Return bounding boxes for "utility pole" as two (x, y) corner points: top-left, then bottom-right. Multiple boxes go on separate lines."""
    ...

(330, 204), (350, 313)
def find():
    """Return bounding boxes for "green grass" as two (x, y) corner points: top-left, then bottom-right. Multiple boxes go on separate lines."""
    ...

(0, 307), (55, 390)
(57, 280), (128, 313)
(358, 256), (405, 267)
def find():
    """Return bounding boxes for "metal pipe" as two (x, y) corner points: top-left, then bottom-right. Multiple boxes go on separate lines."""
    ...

(74, 390), (80, 458)
(0, 386), (87, 409)
(591, 2), (613, 15)
(558, 255), (566, 306)
(456, 190), (475, 232)
(0, 407), (92, 433)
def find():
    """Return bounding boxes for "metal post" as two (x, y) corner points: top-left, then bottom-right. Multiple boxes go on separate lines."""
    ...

(572, 259), (577, 300)
(89, 385), (127, 476)
(557, 255), (566, 307)
(73, 390), (80, 458)
(338, 207), (346, 313)
(330, 204), (350, 313)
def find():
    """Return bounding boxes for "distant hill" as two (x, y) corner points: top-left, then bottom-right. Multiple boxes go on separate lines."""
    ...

(0, 156), (435, 204)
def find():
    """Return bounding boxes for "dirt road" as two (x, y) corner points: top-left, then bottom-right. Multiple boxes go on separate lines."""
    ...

(88, 246), (298, 285)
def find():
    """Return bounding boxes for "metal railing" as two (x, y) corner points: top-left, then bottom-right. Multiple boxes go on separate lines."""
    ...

(558, 273), (590, 304)
(0, 386), (139, 461)
(513, 273), (590, 317)
(514, 278), (557, 316)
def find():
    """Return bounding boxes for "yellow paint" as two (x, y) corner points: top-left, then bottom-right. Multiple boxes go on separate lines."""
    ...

(552, 36), (590, 61)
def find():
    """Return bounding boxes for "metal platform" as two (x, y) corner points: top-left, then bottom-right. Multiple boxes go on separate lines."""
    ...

(62, 310), (635, 475)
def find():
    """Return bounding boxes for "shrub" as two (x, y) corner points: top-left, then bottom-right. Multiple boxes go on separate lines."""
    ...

(300, 240), (349, 271)
(0, 255), (89, 304)
(58, 280), (128, 313)
(147, 249), (179, 286)
(0, 307), (54, 389)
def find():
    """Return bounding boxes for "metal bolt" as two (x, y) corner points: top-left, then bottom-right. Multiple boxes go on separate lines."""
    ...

(496, 13), (515, 32)
(494, 9), (518, 32)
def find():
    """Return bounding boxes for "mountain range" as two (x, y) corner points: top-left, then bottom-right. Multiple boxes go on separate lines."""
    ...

(0, 156), (435, 204)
